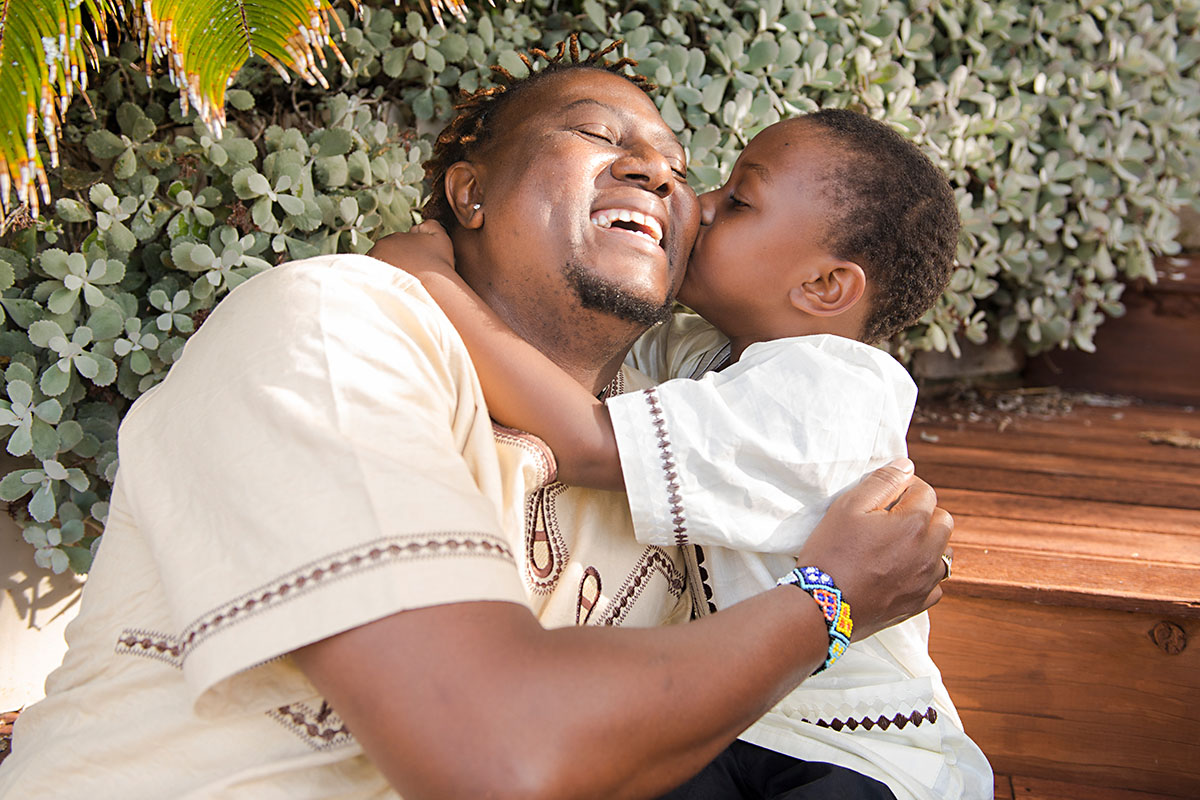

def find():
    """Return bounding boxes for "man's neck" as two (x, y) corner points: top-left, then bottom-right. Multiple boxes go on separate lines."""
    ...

(456, 253), (647, 397)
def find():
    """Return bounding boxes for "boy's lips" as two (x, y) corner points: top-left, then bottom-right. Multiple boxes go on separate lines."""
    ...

(589, 207), (665, 247)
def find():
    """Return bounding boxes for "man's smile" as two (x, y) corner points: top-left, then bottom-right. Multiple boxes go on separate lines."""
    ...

(589, 207), (665, 248)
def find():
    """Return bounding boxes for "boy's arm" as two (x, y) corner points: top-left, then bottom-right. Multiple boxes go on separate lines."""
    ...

(369, 223), (624, 490)
(609, 338), (914, 553)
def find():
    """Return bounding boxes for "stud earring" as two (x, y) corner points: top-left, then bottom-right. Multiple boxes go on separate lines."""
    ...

(472, 203), (481, 210)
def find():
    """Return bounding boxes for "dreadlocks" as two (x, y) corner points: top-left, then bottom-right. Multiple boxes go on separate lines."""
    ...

(422, 34), (654, 226)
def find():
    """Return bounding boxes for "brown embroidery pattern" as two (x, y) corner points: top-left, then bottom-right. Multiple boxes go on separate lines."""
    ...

(643, 388), (688, 546)
(692, 545), (718, 615)
(599, 370), (627, 401)
(493, 423), (555, 487)
(116, 533), (513, 667)
(598, 546), (684, 626)
(804, 707), (939, 733)
(115, 628), (184, 668)
(524, 484), (569, 594)
(575, 566), (603, 625)
(268, 701), (355, 751)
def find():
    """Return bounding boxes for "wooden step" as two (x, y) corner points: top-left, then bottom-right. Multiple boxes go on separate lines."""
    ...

(911, 395), (1200, 798)
(996, 773), (1187, 800)
(910, 398), (1200, 618)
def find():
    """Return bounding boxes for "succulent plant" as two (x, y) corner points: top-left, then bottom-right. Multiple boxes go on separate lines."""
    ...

(1, 0), (1197, 572)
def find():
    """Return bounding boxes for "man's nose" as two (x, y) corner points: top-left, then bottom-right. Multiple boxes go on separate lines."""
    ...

(612, 144), (675, 198)
(698, 189), (718, 226)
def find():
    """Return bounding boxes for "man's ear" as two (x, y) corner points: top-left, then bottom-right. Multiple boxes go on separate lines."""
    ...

(788, 260), (867, 317)
(445, 162), (485, 230)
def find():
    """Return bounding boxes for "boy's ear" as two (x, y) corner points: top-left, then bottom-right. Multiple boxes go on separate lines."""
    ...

(788, 260), (867, 317)
(445, 161), (485, 230)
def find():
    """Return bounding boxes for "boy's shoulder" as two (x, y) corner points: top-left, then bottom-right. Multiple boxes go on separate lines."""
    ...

(735, 334), (916, 398)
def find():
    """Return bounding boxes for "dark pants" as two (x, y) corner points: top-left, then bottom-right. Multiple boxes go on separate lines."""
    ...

(658, 740), (898, 800)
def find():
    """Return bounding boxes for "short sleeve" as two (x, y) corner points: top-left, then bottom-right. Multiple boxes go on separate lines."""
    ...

(115, 255), (528, 711)
(624, 311), (731, 383)
(608, 335), (916, 554)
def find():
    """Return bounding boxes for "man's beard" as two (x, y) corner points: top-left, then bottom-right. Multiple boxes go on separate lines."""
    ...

(562, 260), (675, 328)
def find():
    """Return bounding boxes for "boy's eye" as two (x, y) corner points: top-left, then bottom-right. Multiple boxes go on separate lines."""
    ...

(729, 194), (750, 209)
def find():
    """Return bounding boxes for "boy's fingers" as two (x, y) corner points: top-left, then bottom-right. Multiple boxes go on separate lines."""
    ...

(414, 220), (447, 235)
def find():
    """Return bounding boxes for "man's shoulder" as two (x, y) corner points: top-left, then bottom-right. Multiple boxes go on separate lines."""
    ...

(122, 254), (465, 427)
(234, 253), (425, 304)
(199, 253), (455, 343)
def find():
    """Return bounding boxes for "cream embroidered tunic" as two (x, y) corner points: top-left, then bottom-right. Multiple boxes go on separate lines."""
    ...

(617, 314), (994, 800)
(0, 255), (688, 799)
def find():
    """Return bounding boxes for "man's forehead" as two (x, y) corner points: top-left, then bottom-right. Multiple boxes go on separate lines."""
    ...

(514, 71), (679, 144)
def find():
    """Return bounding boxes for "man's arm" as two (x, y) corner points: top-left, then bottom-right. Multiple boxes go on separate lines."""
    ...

(294, 461), (952, 800)
(370, 223), (625, 490)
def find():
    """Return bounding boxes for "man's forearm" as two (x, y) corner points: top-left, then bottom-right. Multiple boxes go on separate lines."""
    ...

(294, 590), (827, 800)
(294, 462), (952, 800)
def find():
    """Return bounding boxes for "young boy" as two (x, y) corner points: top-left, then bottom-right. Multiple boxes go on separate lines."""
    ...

(380, 109), (991, 799)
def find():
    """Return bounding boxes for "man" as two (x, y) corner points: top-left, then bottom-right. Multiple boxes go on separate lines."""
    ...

(0, 49), (952, 799)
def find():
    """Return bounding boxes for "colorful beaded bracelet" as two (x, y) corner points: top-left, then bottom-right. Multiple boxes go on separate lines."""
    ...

(777, 566), (853, 674)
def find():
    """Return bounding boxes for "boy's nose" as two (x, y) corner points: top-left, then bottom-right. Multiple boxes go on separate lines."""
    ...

(698, 189), (719, 225)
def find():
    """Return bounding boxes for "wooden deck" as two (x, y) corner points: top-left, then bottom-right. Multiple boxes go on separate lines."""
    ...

(910, 391), (1200, 799)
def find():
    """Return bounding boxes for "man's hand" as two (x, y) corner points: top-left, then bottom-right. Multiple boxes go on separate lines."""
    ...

(794, 459), (953, 641)
(368, 220), (456, 278)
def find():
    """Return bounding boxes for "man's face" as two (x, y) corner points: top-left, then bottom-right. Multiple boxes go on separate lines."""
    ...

(468, 69), (699, 327)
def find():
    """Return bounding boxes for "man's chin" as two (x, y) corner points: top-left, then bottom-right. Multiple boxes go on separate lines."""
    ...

(563, 261), (674, 328)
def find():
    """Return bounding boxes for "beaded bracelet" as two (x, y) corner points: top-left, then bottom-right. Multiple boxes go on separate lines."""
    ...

(776, 566), (853, 674)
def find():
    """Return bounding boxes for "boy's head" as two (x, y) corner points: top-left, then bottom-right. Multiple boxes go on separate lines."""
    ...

(681, 109), (959, 345)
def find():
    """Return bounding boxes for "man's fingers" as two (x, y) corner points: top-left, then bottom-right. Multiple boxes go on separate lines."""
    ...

(845, 458), (916, 513)
(921, 583), (944, 613)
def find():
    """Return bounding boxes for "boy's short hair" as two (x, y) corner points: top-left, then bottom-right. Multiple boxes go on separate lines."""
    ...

(800, 109), (959, 343)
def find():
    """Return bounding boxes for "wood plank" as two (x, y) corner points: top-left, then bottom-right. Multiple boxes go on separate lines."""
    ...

(943, 542), (1200, 617)
(914, 397), (1199, 435)
(1009, 775), (1189, 800)
(913, 462), (1200, 510)
(909, 442), (1200, 489)
(909, 422), (1200, 468)
(948, 514), (1200, 567)
(934, 488), (1200, 538)
(928, 596), (1200, 797)
(993, 773), (1015, 800)
(907, 407), (1200, 438)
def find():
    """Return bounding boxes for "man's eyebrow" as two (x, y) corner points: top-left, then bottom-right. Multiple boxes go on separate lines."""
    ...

(562, 98), (611, 113)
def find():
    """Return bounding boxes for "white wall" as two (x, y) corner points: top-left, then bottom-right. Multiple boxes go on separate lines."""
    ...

(0, 512), (82, 710)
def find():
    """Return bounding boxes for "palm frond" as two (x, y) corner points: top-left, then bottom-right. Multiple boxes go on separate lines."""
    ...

(140, 0), (358, 136)
(0, 0), (115, 215)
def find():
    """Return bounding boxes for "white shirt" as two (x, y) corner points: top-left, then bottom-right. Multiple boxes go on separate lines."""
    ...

(613, 314), (993, 800)
(0, 256), (689, 799)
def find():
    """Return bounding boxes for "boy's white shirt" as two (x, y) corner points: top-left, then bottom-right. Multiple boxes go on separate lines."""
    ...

(615, 314), (993, 800)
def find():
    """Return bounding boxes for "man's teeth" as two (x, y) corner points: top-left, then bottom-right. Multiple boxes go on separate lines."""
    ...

(590, 209), (664, 246)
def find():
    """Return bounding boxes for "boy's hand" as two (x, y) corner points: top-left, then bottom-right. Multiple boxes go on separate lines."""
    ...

(369, 220), (456, 278)
(793, 459), (953, 641)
